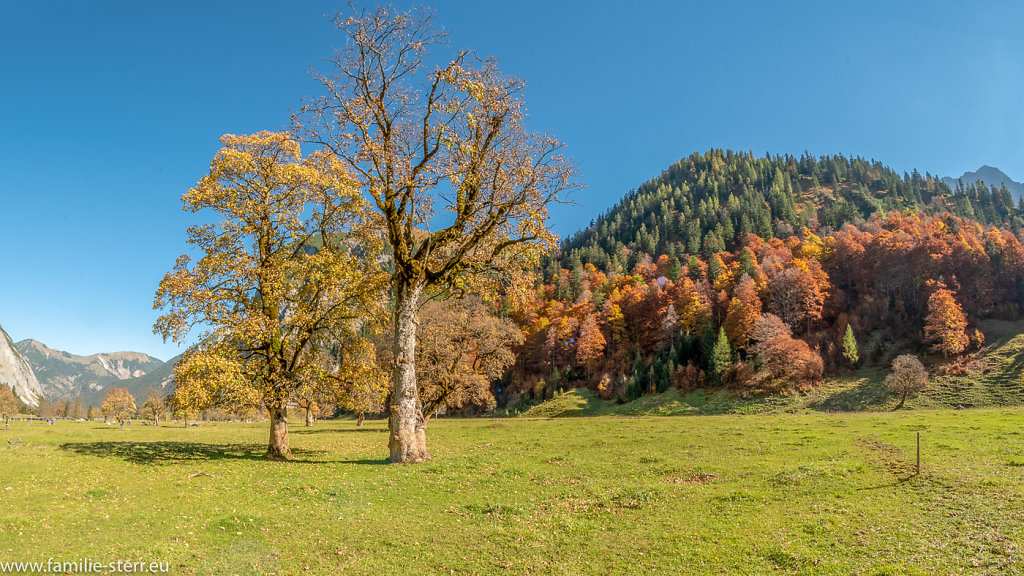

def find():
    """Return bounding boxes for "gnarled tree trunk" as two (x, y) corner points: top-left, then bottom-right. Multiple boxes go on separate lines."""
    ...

(267, 404), (291, 459)
(388, 282), (429, 463)
(357, 412), (365, 427)
(305, 407), (314, 427)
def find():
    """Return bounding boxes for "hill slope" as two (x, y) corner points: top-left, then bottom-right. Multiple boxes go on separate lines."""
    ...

(559, 150), (1020, 272)
(519, 318), (1024, 417)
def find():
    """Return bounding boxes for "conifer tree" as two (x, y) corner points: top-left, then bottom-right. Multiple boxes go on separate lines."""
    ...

(709, 328), (732, 384)
(842, 324), (859, 367)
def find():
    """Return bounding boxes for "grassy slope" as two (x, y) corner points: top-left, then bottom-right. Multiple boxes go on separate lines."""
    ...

(521, 318), (1024, 419)
(2, 411), (1024, 575)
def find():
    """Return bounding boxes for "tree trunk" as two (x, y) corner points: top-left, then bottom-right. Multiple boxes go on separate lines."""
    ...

(357, 412), (365, 427)
(267, 405), (291, 459)
(896, 391), (908, 410)
(388, 281), (430, 463)
(305, 407), (314, 427)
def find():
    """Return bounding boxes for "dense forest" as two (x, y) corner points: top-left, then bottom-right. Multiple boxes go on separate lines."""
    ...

(495, 150), (1024, 407)
(557, 149), (1021, 274)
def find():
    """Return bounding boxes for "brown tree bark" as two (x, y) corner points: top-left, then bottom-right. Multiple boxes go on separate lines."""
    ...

(305, 407), (314, 427)
(357, 412), (365, 427)
(895, 391), (908, 410)
(388, 282), (430, 463)
(267, 404), (291, 459)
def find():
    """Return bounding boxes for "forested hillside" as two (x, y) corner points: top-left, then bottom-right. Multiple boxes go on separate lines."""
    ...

(498, 151), (1024, 408)
(558, 150), (1021, 274)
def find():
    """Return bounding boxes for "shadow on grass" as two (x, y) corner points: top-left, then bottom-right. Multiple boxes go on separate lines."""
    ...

(810, 378), (890, 412)
(59, 441), (336, 465)
(290, 427), (384, 435)
(340, 458), (390, 465)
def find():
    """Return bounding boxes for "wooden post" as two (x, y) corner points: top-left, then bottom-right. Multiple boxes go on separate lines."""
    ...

(916, 432), (921, 475)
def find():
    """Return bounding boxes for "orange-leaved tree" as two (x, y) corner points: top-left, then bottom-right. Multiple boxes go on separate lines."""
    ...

(923, 282), (969, 357)
(576, 312), (607, 373)
(299, 6), (579, 462)
(723, 273), (762, 351)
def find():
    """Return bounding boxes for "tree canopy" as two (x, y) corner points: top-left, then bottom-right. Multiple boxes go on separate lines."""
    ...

(154, 131), (387, 458)
(298, 5), (579, 463)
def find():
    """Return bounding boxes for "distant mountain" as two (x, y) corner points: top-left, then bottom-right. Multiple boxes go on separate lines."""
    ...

(114, 354), (180, 400)
(0, 324), (42, 406)
(943, 166), (1024, 203)
(15, 339), (165, 404)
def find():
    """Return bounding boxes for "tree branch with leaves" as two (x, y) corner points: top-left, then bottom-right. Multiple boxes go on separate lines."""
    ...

(297, 6), (579, 462)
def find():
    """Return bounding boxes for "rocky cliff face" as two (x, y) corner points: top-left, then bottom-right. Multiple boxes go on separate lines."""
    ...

(15, 339), (164, 401)
(0, 324), (42, 406)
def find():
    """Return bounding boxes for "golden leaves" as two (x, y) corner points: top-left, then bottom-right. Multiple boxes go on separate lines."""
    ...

(155, 131), (387, 414)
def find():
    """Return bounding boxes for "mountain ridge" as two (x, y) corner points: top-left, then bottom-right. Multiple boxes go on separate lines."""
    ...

(15, 339), (165, 403)
(942, 165), (1024, 203)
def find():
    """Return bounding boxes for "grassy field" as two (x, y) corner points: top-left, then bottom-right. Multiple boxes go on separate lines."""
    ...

(2, 409), (1024, 575)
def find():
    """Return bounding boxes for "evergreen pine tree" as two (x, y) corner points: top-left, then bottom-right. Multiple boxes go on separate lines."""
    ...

(842, 324), (859, 367)
(709, 328), (732, 384)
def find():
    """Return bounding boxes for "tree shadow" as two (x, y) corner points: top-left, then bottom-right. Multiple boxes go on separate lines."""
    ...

(59, 441), (333, 465)
(290, 427), (384, 435)
(810, 379), (890, 412)
(339, 458), (390, 465)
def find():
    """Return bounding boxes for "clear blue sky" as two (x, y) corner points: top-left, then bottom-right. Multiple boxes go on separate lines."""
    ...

(1, 0), (1022, 360)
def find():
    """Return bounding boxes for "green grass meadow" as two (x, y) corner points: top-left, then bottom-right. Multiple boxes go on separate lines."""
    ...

(2, 408), (1024, 575)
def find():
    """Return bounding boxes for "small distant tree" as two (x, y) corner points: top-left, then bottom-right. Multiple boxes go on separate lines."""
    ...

(167, 392), (198, 427)
(295, 396), (321, 427)
(36, 399), (57, 419)
(707, 328), (732, 384)
(576, 312), (607, 373)
(142, 390), (165, 425)
(658, 304), (680, 350)
(0, 385), (23, 429)
(969, 328), (985, 351)
(70, 396), (85, 420)
(923, 285), (969, 357)
(87, 406), (101, 420)
(886, 354), (929, 409)
(842, 324), (859, 367)
(723, 273), (762, 351)
(337, 338), (389, 427)
(102, 388), (137, 428)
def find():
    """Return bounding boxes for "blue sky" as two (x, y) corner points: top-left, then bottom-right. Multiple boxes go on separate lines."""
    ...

(1, 0), (1022, 360)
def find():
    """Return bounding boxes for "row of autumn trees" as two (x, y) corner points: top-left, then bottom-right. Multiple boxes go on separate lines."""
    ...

(154, 6), (576, 462)
(500, 211), (1022, 403)
(0, 384), (166, 428)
